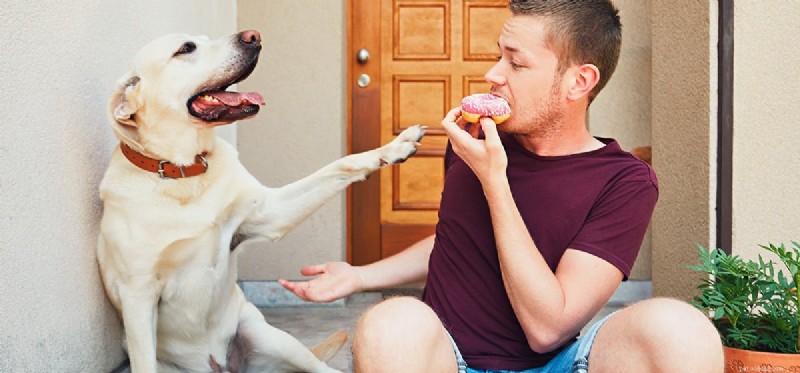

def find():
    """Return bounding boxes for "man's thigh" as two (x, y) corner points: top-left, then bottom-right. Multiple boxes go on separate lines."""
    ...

(352, 296), (458, 373)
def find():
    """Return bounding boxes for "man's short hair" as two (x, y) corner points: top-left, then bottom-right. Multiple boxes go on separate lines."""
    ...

(508, 0), (622, 101)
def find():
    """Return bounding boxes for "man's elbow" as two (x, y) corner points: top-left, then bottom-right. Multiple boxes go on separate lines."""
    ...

(526, 330), (568, 354)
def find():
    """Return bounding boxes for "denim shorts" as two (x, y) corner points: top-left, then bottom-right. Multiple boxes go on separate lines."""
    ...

(448, 311), (617, 373)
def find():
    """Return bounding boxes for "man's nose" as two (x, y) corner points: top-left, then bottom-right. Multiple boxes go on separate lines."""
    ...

(484, 61), (505, 86)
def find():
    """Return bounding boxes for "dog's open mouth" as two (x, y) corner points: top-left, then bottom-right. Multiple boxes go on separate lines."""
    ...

(187, 65), (264, 123)
(188, 89), (264, 123)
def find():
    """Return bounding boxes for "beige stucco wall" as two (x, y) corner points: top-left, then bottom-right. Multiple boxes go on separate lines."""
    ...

(650, 0), (716, 300)
(236, 0), (347, 281)
(730, 1), (800, 261)
(0, 1), (235, 371)
(590, 0), (653, 280)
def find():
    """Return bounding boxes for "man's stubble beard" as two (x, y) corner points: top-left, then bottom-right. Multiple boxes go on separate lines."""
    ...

(503, 77), (565, 139)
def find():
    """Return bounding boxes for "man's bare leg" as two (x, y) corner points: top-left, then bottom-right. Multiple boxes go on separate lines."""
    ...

(588, 298), (724, 372)
(352, 296), (458, 373)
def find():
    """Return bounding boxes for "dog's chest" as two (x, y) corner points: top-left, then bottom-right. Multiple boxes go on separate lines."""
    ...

(155, 210), (247, 338)
(99, 182), (247, 301)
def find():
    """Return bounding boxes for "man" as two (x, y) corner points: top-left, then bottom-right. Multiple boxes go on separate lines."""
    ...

(281, 1), (724, 371)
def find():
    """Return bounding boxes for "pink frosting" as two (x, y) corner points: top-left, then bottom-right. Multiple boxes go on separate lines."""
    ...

(461, 93), (510, 116)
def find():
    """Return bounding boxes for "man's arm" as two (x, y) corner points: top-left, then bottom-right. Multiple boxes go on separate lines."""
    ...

(280, 234), (434, 303)
(360, 234), (434, 290)
(484, 179), (622, 352)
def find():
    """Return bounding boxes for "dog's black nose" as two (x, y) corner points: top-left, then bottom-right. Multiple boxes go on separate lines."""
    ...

(239, 30), (261, 45)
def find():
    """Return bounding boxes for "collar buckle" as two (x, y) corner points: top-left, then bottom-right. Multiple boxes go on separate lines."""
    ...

(157, 160), (186, 179)
(157, 160), (170, 179)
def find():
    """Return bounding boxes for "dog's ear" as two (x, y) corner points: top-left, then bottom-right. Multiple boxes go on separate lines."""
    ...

(109, 73), (144, 148)
(110, 74), (141, 126)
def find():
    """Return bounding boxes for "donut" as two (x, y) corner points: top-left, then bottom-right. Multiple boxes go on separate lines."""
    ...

(460, 93), (511, 124)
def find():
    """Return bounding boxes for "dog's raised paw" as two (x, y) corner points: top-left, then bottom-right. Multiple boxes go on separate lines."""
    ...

(380, 125), (426, 165)
(398, 124), (426, 143)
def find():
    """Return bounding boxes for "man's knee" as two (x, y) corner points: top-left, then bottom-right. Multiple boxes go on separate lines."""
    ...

(354, 296), (441, 347)
(627, 298), (720, 342)
(352, 296), (457, 372)
(590, 298), (723, 372)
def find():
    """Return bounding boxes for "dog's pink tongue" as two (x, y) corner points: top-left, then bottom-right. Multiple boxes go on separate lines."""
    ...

(212, 91), (265, 106)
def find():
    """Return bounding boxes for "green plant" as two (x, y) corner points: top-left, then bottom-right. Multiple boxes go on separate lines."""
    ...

(688, 242), (800, 354)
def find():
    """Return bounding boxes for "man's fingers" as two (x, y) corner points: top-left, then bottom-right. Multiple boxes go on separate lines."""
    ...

(479, 117), (500, 144)
(443, 119), (474, 146)
(443, 106), (462, 123)
(278, 279), (305, 298)
(443, 106), (470, 132)
(299, 264), (326, 276)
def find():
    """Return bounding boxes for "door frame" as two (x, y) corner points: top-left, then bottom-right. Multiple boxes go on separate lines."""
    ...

(347, 0), (383, 265)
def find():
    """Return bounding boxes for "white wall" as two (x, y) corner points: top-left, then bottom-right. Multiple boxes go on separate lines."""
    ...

(0, 1), (235, 371)
(236, 0), (347, 282)
(731, 0), (800, 260)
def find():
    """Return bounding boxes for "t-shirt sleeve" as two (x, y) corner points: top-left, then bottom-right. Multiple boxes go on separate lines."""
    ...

(569, 166), (658, 279)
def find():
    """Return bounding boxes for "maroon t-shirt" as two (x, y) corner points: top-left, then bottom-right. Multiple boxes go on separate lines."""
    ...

(421, 134), (658, 370)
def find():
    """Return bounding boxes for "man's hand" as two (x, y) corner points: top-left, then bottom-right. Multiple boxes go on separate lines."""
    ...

(278, 262), (364, 303)
(441, 106), (508, 185)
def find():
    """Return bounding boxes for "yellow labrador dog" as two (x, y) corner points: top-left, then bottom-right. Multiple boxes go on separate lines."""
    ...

(97, 30), (425, 373)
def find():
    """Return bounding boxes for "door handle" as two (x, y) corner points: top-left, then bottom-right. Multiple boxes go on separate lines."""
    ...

(356, 48), (370, 64)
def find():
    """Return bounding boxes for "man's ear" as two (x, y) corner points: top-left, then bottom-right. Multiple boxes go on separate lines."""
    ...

(566, 64), (600, 102)
(108, 73), (143, 148)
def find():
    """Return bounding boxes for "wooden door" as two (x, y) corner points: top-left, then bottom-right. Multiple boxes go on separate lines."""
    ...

(348, 0), (509, 265)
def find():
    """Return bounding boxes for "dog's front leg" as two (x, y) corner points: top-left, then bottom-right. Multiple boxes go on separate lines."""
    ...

(240, 125), (425, 241)
(119, 279), (160, 373)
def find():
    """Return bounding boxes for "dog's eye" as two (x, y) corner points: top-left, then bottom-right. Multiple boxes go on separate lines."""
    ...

(174, 42), (196, 56)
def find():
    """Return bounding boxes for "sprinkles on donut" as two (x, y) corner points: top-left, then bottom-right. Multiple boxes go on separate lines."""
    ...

(460, 93), (511, 124)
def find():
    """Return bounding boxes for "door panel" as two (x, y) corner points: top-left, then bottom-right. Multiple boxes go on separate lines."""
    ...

(350, 0), (509, 264)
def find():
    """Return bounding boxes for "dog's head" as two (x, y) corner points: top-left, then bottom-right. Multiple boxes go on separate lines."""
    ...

(109, 30), (263, 159)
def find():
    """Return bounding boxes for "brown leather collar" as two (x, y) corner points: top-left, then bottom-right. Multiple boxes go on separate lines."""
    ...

(119, 142), (209, 179)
